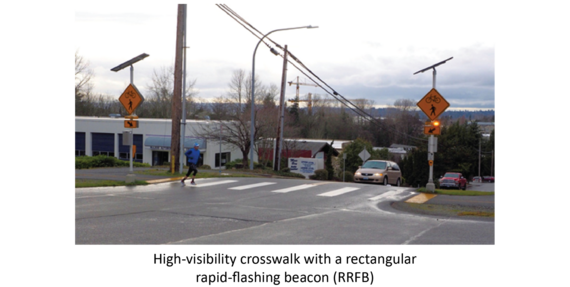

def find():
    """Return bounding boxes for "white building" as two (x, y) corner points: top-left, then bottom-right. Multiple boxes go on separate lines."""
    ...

(75, 116), (256, 169)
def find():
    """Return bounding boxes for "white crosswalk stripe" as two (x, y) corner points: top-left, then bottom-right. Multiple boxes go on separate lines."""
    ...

(368, 189), (412, 201)
(271, 184), (315, 193)
(318, 187), (360, 197)
(191, 180), (238, 187)
(229, 182), (276, 190)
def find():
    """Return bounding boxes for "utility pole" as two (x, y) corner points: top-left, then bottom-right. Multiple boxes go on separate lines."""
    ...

(179, 4), (189, 174)
(171, 4), (185, 173)
(275, 45), (288, 171)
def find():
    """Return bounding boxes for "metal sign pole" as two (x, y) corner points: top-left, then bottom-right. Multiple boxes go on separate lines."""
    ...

(129, 66), (134, 175)
(426, 68), (436, 192)
(413, 57), (452, 193)
(219, 123), (222, 175)
(111, 53), (149, 183)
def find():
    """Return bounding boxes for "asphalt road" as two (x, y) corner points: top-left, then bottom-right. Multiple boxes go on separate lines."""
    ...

(76, 174), (494, 245)
(73, 167), (497, 210)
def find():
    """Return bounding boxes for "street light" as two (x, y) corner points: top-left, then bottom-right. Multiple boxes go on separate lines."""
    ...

(111, 53), (149, 182)
(249, 25), (318, 170)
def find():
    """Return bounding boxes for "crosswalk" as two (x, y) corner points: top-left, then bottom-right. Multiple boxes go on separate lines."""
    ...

(184, 179), (413, 201)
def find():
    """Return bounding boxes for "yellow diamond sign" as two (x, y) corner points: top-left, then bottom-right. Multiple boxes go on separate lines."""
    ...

(417, 88), (450, 121)
(119, 84), (144, 115)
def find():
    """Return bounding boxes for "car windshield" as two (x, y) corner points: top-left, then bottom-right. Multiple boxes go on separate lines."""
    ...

(444, 173), (459, 178)
(362, 161), (387, 169)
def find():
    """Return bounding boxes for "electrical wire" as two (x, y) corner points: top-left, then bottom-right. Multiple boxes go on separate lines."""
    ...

(217, 5), (367, 117)
(216, 4), (428, 143)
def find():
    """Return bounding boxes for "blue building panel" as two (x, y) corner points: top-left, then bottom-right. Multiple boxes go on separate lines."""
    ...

(76, 132), (85, 151)
(92, 133), (114, 152)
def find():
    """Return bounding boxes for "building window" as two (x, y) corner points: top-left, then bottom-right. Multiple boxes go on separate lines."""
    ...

(215, 152), (231, 168)
(92, 151), (114, 157)
(119, 152), (129, 160)
(75, 150), (85, 157)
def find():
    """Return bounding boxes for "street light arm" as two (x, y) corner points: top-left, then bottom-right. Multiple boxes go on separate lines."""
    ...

(249, 25), (318, 170)
(252, 26), (317, 69)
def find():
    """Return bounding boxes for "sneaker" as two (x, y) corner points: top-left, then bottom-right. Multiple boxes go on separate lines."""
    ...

(181, 179), (185, 186)
(191, 181), (196, 185)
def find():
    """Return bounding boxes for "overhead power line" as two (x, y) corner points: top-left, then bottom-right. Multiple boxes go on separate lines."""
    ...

(216, 4), (373, 121)
(216, 4), (428, 143)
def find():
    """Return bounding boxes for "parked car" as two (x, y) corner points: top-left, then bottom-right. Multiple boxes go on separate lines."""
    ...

(439, 172), (467, 190)
(472, 176), (482, 183)
(483, 176), (495, 183)
(354, 160), (402, 186)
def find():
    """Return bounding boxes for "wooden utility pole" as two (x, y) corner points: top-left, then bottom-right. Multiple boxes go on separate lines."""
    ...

(274, 45), (288, 171)
(170, 4), (185, 173)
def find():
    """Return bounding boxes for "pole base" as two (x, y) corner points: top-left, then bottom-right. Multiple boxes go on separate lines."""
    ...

(126, 173), (136, 183)
(426, 182), (435, 193)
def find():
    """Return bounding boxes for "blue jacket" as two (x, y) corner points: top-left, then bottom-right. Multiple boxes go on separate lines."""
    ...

(185, 148), (200, 165)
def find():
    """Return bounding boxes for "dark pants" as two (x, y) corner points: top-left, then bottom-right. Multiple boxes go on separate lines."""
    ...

(185, 163), (198, 177)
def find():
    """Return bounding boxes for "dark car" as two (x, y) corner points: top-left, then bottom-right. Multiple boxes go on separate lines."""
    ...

(482, 176), (495, 183)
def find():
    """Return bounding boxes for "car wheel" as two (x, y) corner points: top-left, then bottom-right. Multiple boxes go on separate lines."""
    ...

(396, 178), (401, 187)
(383, 177), (388, 185)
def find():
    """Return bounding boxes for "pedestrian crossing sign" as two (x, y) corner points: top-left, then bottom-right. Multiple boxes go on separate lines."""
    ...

(119, 84), (144, 115)
(417, 88), (450, 121)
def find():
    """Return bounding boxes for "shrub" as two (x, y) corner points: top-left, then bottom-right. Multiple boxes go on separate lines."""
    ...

(281, 167), (290, 173)
(342, 171), (354, 182)
(201, 165), (211, 170)
(75, 155), (150, 169)
(312, 169), (328, 180)
(225, 158), (243, 169)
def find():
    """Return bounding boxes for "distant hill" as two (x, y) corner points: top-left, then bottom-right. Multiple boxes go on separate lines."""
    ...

(367, 107), (494, 121)
(193, 102), (494, 122)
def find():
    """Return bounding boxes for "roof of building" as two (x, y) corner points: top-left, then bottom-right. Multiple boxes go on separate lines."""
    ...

(373, 147), (408, 154)
(283, 139), (340, 157)
(390, 144), (417, 149)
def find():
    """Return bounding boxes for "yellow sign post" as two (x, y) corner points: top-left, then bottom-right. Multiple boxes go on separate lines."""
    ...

(417, 88), (450, 121)
(119, 84), (144, 115)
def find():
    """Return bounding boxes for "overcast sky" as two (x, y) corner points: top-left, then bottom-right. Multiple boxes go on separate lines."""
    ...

(75, 0), (495, 111)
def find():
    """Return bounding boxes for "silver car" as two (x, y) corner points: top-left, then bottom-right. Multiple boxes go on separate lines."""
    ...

(354, 160), (402, 186)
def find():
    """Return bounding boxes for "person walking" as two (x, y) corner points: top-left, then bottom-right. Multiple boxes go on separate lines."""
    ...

(181, 143), (201, 185)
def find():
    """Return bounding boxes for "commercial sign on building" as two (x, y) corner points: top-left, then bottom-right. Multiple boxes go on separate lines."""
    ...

(289, 158), (319, 178)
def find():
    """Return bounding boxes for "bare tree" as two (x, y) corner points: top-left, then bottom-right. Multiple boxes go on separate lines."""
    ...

(393, 99), (416, 113)
(209, 95), (231, 120)
(75, 50), (94, 99)
(194, 70), (278, 168)
(75, 50), (96, 115)
(390, 99), (422, 145)
(227, 69), (246, 111)
(140, 65), (197, 118)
